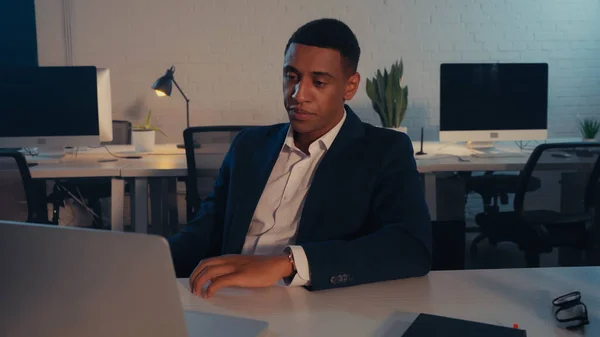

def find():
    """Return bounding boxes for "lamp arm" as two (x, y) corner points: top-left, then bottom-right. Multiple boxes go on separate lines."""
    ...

(171, 77), (191, 128)
(171, 78), (190, 103)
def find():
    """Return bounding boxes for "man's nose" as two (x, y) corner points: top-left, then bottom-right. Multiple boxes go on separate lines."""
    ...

(292, 80), (309, 103)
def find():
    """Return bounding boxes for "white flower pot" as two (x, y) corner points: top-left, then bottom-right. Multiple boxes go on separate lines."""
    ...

(385, 126), (408, 134)
(132, 130), (155, 152)
(583, 138), (597, 142)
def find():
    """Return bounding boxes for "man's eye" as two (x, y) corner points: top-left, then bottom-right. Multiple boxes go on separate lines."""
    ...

(285, 73), (298, 81)
(314, 80), (326, 87)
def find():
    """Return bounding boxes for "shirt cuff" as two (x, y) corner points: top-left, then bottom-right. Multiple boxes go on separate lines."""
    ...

(283, 245), (311, 287)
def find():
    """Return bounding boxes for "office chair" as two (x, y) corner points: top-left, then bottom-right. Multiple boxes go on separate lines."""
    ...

(0, 150), (45, 223)
(183, 126), (252, 224)
(49, 121), (132, 227)
(467, 172), (541, 254)
(473, 142), (600, 267)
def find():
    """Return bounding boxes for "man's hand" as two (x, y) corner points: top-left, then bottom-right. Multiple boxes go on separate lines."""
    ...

(188, 254), (293, 298)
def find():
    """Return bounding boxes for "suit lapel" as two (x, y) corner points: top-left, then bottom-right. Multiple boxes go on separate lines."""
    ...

(223, 124), (288, 254)
(295, 105), (365, 243)
(223, 106), (365, 252)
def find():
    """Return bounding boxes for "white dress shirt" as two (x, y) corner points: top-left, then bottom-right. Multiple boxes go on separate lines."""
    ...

(241, 110), (347, 286)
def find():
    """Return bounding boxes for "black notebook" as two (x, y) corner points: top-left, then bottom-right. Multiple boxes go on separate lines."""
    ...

(402, 313), (527, 337)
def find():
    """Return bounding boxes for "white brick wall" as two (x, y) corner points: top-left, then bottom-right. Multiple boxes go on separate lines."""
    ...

(35, 0), (600, 143)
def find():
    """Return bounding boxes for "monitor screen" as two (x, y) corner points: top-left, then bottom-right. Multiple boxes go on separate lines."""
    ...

(440, 63), (548, 132)
(0, 66), (100, 138)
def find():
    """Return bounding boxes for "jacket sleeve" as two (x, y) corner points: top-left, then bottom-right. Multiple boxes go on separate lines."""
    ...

(301, 133), (432, 290)
(167, 131), (242, 278)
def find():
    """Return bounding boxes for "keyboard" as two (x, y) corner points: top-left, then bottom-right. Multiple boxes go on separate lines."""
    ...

(470, 151), (527, 158)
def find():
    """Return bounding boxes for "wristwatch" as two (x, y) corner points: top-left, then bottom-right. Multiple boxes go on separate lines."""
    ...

(285, 247), (297, 278)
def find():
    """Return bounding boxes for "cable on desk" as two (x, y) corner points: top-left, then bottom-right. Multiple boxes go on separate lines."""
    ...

(139, 152), (186, 156)
(515, 140), (542, 151)
(103, 145), (122, 158)
(103, 145), (142, 159)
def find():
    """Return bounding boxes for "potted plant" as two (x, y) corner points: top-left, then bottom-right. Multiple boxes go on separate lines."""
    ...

(366, 59), (409, 133)
(578, 118), (600, 142)
(132, 110), (166, 152)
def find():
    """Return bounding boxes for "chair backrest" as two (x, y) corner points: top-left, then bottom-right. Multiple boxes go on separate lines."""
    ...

(0, 151), (36, 222)
(183, 126), (252, 222)
(514, 142), (600, 216)
(104, 120), (132, 145)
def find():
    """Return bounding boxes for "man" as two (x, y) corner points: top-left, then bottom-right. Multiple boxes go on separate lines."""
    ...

(168, 18), (432, 298)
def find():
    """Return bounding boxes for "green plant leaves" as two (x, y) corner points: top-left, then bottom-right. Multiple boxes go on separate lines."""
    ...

(579, 118), (600, 139)
(145, 110), (152, 128)
(385, 65), (395, 127)
(366, 59), (408, 128)
(132, 109), (168, 137)
(366, 78), (385, 126)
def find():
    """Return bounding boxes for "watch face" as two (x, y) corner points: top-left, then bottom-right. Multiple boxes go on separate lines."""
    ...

(288, 252), (297, 272)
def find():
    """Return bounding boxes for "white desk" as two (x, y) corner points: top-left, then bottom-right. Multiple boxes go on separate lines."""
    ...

(25, 145), (222, 232)
(178, 267), (599, 337)
(25, 138), (584, 231)
(28, 160), (124, 179)
(28, 159), (131, 230)
(25, 145), (180, 230)
(122, 140), (537, 228)
(119, 144), (227, 233)
(414, 138), (583, 220)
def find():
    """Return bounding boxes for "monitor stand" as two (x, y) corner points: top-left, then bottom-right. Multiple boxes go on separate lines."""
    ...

(466, 141), (525, 158)
(466, 141), (495, 150)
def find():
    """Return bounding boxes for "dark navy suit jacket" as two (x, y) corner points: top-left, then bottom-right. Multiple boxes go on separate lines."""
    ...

(168, 106), (432, 291)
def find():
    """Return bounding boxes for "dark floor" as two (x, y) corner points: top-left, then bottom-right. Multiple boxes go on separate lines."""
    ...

(464, 226), (597, 270)
(465, 232), (550, 269)
(463, 192), (567, 270)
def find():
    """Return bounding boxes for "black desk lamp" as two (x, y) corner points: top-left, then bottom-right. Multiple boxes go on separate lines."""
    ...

(152, 65), (198, 148)
(415, 127), (427, 155)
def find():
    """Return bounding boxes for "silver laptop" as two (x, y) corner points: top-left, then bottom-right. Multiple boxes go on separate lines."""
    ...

(0, 220), (268, 337)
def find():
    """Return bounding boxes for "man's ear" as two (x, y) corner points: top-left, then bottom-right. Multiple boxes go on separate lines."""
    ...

(343, 72), (360, 101)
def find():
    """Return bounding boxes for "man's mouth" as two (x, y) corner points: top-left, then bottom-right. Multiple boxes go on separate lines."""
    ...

(289, 108), (313, 120)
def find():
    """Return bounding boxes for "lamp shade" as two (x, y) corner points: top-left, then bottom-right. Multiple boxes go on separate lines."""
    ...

(151, 66), (175, 97)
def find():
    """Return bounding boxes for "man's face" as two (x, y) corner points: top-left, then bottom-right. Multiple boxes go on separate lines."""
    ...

(283, 43), (360, 136)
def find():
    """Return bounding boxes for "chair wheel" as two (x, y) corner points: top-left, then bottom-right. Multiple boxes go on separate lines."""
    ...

(469, 234), (487, 256)
(470, 244), (478, 256)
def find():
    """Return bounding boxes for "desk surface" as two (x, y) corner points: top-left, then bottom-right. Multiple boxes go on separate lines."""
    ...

(116, 143), (228, 177)
(26, 138), (585, 179)
(178, 267), (599, 337)
(28, 160), (127, 179)
(119, 154), (224, 177)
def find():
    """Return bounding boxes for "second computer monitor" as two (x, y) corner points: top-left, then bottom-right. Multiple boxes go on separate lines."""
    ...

(0, 66), (101, 149)
(439, 63), (548, 143)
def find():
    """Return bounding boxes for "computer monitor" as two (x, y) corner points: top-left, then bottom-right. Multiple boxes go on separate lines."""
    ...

(97, 68), (113, 143)
(439, 63), (548, 147)
(0, 66), (100, 150)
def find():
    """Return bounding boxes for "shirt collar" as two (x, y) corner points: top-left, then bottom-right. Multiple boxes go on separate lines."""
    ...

(284, 108), (347, 153)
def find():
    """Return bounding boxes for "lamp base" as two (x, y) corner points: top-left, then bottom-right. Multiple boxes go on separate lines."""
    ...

(177, 143), (200, 149)
(415, 151), (427, 156)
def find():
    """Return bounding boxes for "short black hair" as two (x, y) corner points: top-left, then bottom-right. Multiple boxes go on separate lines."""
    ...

(285, 18), (361, 75)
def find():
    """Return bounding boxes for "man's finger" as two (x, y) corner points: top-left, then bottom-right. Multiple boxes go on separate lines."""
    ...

(204, 273), (241, 298)
(189, 257), (227, 292)
(191, 264), (237, 296)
